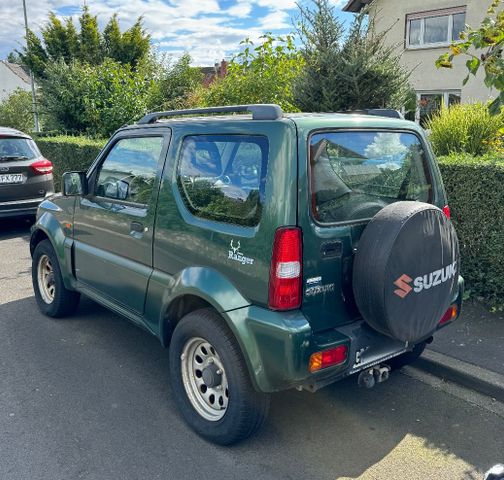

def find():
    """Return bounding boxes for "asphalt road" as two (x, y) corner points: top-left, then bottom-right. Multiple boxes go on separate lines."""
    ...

(1, 217), (503, 480)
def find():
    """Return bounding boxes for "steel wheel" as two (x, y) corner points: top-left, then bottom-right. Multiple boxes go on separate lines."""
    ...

(180, 337), (229, 421)
(37, 254), (55, 304)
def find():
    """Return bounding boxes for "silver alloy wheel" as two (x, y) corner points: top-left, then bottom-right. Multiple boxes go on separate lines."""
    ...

(37, 254), (56, 304)
(180, 337), (229, 421)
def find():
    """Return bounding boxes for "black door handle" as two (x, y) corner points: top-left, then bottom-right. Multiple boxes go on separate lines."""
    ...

(130, 221), (145, 233)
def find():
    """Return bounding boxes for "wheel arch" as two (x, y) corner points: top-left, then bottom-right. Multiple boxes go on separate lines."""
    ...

(30, 212), (75, 290)
(160, 294), (215, 347)
(30, 228), (50, 256)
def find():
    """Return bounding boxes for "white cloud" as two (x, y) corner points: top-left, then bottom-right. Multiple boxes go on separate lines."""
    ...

(0, 0), (349, 66)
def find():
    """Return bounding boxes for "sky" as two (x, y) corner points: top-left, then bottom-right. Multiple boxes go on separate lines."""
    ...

(0, 0), (353, 66)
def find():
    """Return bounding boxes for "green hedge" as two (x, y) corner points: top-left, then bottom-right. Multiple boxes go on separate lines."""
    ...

(36, 136), (106, 191)
(438, 154), (504, 308)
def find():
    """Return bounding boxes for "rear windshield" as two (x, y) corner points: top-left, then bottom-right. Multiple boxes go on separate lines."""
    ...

(0, 137), (40, 161)
(310, 130), (432, 223)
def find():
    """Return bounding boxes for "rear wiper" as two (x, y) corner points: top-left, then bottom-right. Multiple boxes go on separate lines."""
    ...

(0, 155), (30, 161)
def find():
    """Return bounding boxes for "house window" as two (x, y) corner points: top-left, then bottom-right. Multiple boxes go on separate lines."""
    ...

(407, 7), (466, 49)
(416, 91), (461, 126)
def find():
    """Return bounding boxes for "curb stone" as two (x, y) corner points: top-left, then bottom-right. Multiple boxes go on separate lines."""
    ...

(414, 349), (504, 403)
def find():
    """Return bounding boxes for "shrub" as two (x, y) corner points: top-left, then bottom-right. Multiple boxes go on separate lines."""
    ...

(36, 135), (105, 190)
(438, 153), (504, 308)
(200, 34), (304, 112)
(0, 88), (35, 133)
(427, 103), (504, 156)
(294, 1), (412, 112)
(41, 58), (154, 137)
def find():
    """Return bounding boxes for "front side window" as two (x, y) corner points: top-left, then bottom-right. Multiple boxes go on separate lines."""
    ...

(407, 8), (466, 48)
(310, 131), (432, 224)
(96, 136), (164, 204)
(177, 135), (268, 227)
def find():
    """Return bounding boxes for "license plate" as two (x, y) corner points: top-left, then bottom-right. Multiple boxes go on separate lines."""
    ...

(0, 174), (24, 184)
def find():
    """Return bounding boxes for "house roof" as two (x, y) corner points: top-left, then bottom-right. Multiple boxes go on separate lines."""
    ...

(342, 0), (374, 12)
(1, 61), (31, 85)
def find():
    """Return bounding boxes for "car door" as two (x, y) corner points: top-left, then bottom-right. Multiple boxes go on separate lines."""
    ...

(73, 128), (171, 315)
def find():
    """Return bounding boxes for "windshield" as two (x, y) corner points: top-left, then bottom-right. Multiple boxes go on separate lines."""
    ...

(0, 137), (40, 161)
(310, 130), (433, 223)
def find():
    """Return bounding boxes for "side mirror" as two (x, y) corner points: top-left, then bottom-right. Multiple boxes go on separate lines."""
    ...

(62, 171), (88, 196)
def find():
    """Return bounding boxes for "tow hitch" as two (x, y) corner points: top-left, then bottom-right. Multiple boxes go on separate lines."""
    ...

(357, 365), (391, 389)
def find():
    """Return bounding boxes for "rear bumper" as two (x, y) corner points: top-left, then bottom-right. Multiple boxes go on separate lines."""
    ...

(226, 275), (464, 393)
(0, 197), (48, 218)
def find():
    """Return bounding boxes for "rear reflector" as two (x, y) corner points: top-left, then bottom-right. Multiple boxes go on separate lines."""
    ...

(439, 304), (457, 326)
(31, 159), (53, 175)
(268, 227), (302, 310)
(309, 345), (348, 373)
(442, 205), (451, 219)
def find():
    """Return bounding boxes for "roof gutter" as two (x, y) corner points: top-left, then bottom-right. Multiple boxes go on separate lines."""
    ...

(342, 0), (374, 12)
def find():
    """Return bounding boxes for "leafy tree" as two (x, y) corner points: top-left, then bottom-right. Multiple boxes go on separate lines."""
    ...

(78, 6), (101, 65)
(437, 0), (504, 114)
(22, 30), (49, 79)
(17, 6), (150, 78)
(102, 15), (123, 62)
(6, 52), (22, 64)
(294, 0), (412, 112)
(0, 89), (36, 132)
(41, 59), (154, 136)
(119, 19), (151, 67)
(41, 13), (78, 64)
(148, 53), (204, 111)
(200, 34), (304, 112)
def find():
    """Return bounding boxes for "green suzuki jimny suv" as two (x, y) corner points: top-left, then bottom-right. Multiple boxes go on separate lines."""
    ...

(30, 104), (463, 445)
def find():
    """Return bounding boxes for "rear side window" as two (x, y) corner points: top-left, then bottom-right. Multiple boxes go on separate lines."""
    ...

(0, 137), (40, 161)
(96, 136), (164, 204)
(177, 135), (268, 227)
(310, 131), (432, 223)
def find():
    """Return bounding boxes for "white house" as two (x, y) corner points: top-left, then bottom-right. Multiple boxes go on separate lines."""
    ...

(343, 0), (494, 123)
(0, 61), (31, 102)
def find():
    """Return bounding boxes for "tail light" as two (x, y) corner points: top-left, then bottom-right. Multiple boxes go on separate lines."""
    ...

(268, 227), (302, 310)
(309, 345), (348, 373)
(442, 205), (451, 219)
(439, 304), (457, 326)
(30, 159), (53, 175)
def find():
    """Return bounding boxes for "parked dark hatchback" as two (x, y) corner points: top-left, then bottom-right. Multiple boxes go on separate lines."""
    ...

(30, 105), (463, 445)
(0, 127), (54, 218)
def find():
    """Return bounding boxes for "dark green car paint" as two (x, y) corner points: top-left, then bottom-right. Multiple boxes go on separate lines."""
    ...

(32, 197), (76, 290)
(31, 113), (463, 393)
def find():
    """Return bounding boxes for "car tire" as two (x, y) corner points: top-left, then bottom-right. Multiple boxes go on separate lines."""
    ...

(32, 239), (80, 317)
(169, 308), (270, 445)
(387, 342), (427, 371)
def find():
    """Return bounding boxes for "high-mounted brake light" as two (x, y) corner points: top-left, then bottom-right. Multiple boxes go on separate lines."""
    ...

(442, 205), (451, 219)
(30, 159), (53, 175)
(268, 227), (302, 310)
(309, 345), (348, 373)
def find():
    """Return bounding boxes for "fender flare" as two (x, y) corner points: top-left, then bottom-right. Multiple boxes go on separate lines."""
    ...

(30, 211), (75, 290)
(149, 266), (312, 392)
(150, 266), (250, 340)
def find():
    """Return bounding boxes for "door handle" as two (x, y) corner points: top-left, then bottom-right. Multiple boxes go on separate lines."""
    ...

(130, 221), (146, 234)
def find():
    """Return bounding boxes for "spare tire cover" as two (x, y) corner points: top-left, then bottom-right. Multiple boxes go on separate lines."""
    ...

(353, 201), (460, 343)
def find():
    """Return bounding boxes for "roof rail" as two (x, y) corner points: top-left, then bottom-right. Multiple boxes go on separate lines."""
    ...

(339, 109), (404, 119)
(137, 104), (283, 124)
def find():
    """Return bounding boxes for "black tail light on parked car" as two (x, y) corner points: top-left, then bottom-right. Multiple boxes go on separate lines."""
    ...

(30, 159), (53, 175)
